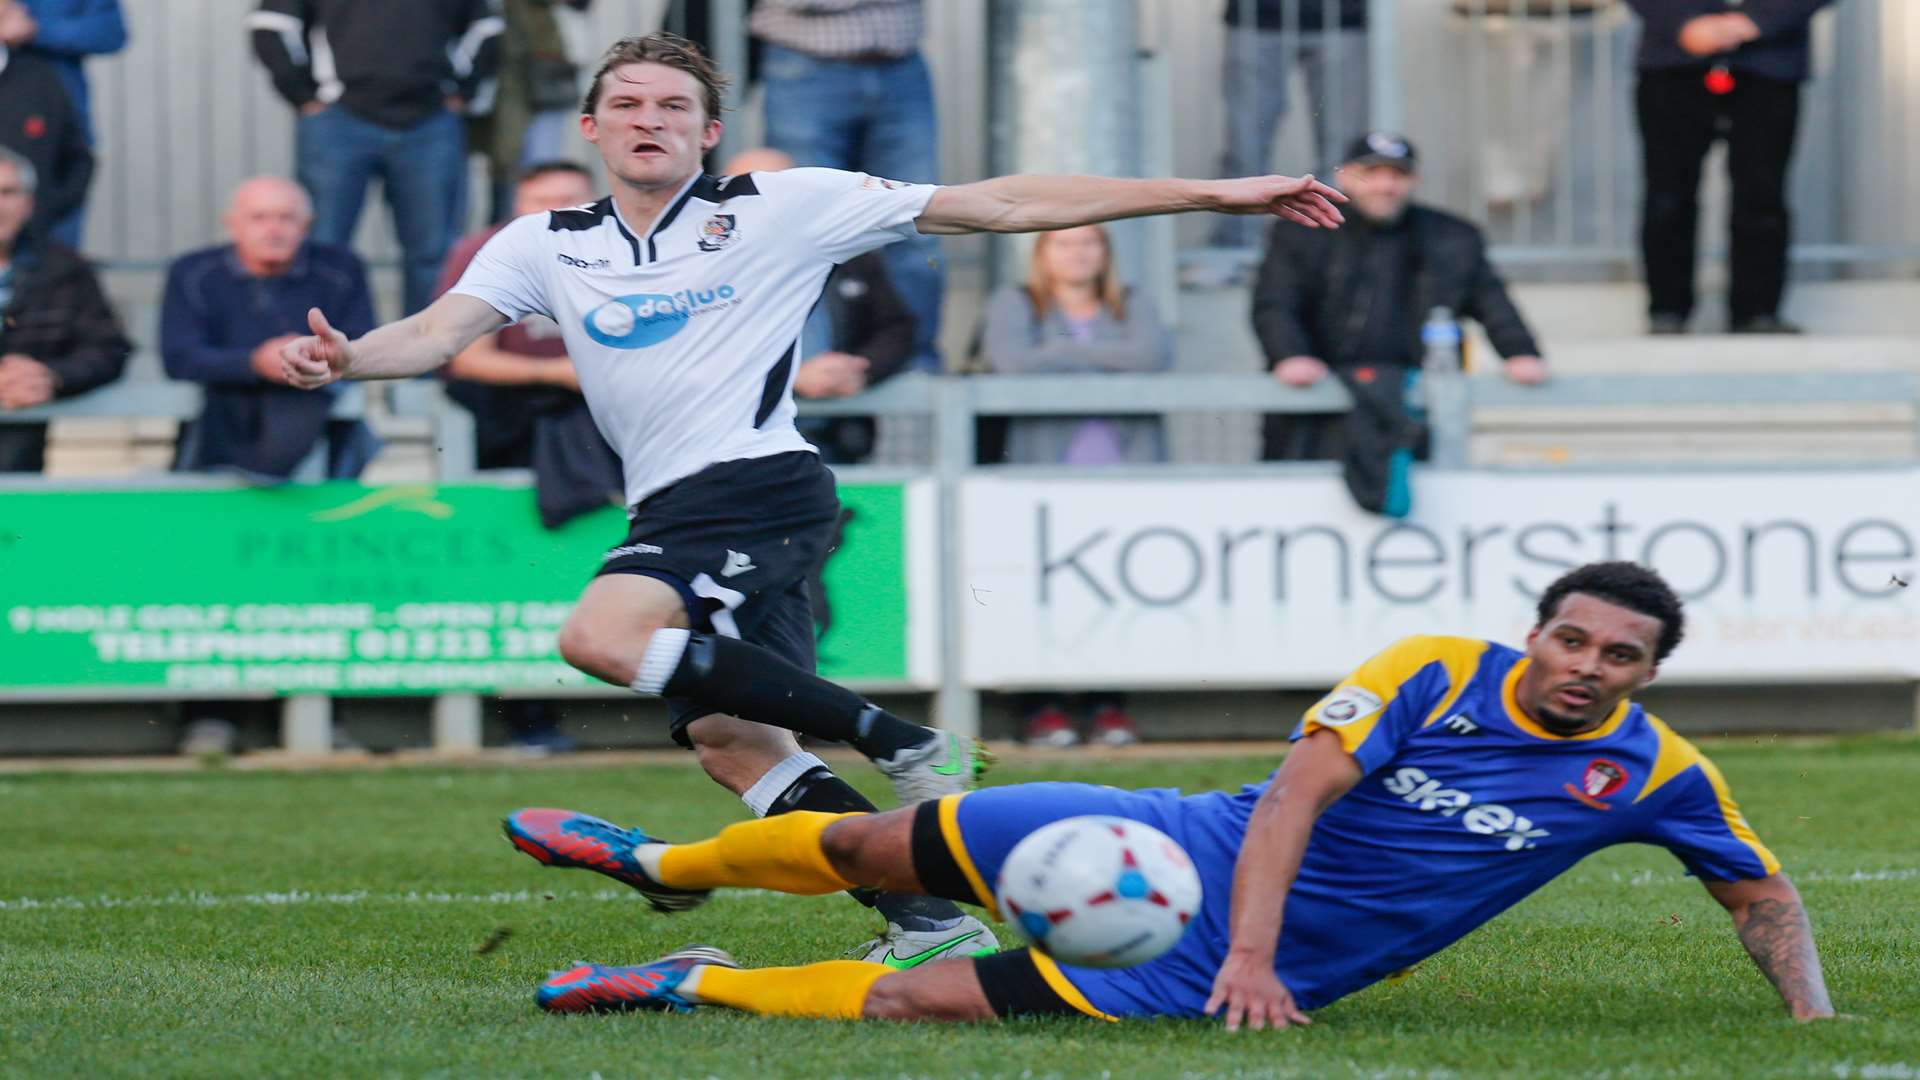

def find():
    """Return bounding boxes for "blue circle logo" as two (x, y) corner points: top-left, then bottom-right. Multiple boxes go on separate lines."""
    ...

(583, 293), (692, 349)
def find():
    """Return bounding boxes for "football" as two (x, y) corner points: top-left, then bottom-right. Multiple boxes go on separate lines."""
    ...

(994, 816), (1203, 969)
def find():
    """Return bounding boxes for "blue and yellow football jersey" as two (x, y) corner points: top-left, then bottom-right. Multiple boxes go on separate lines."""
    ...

(960, 634), (1781, 1020)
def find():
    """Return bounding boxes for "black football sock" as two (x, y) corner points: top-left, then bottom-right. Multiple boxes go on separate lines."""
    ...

(766, 762), (967, 926)
(633, 628), (934, 761)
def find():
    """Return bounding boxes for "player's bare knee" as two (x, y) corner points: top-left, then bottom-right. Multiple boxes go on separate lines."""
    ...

(557, 612), (668, 685)
(687, 716), (801, 795)
(554, 615), (609, 677)
(820, 815), (889, 880)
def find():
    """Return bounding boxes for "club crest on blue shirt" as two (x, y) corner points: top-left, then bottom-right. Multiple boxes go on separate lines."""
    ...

(1565, 758), (1629, 809)
(697, 214), (740, 252)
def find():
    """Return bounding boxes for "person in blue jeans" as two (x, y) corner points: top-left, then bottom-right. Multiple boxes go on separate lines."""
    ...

(0, 0), (126, 250)
(250, 0), (502, 315)
(751, 0), (943, 370)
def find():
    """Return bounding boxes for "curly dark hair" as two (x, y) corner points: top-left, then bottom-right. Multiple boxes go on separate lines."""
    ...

(582, 33), (730, 121)
(1534, 561), (1686, 662)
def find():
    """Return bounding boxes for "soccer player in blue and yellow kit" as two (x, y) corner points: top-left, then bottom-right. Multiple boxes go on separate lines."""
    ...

(505, 561), (1838, 1025)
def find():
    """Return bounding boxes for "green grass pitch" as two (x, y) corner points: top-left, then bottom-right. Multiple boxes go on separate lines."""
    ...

(2, 737), (1917, 1079)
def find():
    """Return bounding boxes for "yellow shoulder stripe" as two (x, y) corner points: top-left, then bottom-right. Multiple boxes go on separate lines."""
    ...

(1634, 714), (1702, 803)
(1697, 753), (1783, 876)
(1302, 636), (1487, 755)
(1415, 637), (1492, 727)
(1636, 716), (1780, 876)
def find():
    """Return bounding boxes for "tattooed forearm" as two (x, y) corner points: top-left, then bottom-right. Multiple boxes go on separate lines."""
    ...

(1733, 897), (1834, 1019)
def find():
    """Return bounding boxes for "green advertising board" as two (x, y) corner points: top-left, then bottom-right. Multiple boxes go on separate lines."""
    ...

(0, 482), (909, 694)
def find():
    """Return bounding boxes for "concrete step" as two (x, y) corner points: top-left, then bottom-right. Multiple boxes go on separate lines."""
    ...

(1172, 282), (1920, 375)
(1512, 334), (1920, 375)
(1505, 280), (1920, 340)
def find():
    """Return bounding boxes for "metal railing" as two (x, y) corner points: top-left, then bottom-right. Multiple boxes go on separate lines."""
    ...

(74, 1), (1920, 280)
(1149, 0), (1920, 275)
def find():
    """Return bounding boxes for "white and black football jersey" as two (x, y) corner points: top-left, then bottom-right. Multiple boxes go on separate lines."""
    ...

(450, 167), (938, 508)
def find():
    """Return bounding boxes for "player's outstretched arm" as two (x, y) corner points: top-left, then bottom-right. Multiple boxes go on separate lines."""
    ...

(280, 293), (507, 389)
(916, 174), (1346, 236)
(1204, 729), (1360, 1032)
(1704, 873), (1837, 1021)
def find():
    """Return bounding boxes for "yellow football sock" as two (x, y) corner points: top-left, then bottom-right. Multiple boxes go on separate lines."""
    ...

(686, 961), (894, 1020)
(654, 811), (861, 894)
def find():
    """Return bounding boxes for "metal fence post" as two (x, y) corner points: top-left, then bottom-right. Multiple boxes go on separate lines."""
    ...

(932, 377), (981, 737)
(432, 693), (484, 754)
(1367, 0), (1402, 132)
(710, 0), (749, 168)
(282, 694), (332, 755)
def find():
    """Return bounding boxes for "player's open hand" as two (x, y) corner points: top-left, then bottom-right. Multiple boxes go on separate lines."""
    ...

(281, 307), (353, 390)
(1205, 952), (1312, 1032)
(1211, 175), (1347, 229)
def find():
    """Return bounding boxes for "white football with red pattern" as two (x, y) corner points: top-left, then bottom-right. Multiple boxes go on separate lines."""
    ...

(994, 815), (1202, 969)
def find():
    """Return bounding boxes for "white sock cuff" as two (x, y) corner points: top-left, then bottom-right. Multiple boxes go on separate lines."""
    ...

(631, 627), (691, 696)
(740, 751), (830, 817)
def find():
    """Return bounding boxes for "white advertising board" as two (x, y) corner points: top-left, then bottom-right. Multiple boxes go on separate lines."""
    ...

(958, 470), (1920, 688)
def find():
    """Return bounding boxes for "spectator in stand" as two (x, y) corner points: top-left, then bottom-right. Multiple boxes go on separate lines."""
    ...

(752, 0), (943, 370)
(980, 223), (1172, 749)
(0, 21), (90, 242)
(1254, 133), (1545, 463)
(1, 0), (125, 249)
(164, 176), (376, 759)
(249, 0), (503, 315)
(0, 146), (129, 472)
(1625, 0), (1835, 335)
(725, 148), (917, 466)
(1212, 0), (1369, 251)
(162, 176), (378, 480)
(472, 0), (591, 223)
(434, 159), (621, 527)
(437, 158), (611, 756)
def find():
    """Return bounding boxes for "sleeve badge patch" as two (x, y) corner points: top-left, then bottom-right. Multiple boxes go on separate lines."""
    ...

(1315, 686), (1385, 727)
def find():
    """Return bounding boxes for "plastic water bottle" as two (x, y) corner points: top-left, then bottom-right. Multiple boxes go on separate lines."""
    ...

(1421, 306), (1461, 376)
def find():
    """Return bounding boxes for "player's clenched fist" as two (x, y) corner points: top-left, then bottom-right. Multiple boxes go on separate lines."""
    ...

(281, 307), (353, 390)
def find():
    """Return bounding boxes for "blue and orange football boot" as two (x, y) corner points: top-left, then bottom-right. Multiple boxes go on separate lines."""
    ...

(503, 807), (710, 914)
(536, 945), (741, 1014)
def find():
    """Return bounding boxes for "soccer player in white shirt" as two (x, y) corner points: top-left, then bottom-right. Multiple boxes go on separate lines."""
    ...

(281, 33), (1345, 965)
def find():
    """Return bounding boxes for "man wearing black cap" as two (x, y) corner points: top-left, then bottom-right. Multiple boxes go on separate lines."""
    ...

(1624, 0), (1835, 336)
(1252, 132), (1544, 463)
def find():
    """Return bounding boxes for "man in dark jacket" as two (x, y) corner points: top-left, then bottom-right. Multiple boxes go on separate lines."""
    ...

(434, 160), (621, 526)
(1213, 0), (1368, 249)
(2, 0), (127, 248)
(0, 145), (128, 471)
(1253, 132), (1544, 462)
(0, 38), (91, 240)
(161, 176), (378, 480)
(248, 0), (502, 315)
(1624, 0), (1835, 335)
(790, 251), (916, 464)
(726, 149), (917, 466)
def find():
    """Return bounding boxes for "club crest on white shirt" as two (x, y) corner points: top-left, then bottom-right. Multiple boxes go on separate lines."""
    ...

(697, 214), (741, 252)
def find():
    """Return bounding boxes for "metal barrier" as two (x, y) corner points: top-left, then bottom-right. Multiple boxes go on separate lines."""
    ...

(1150, 0), (1920, 275)
(5, 369), (1917, 749)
